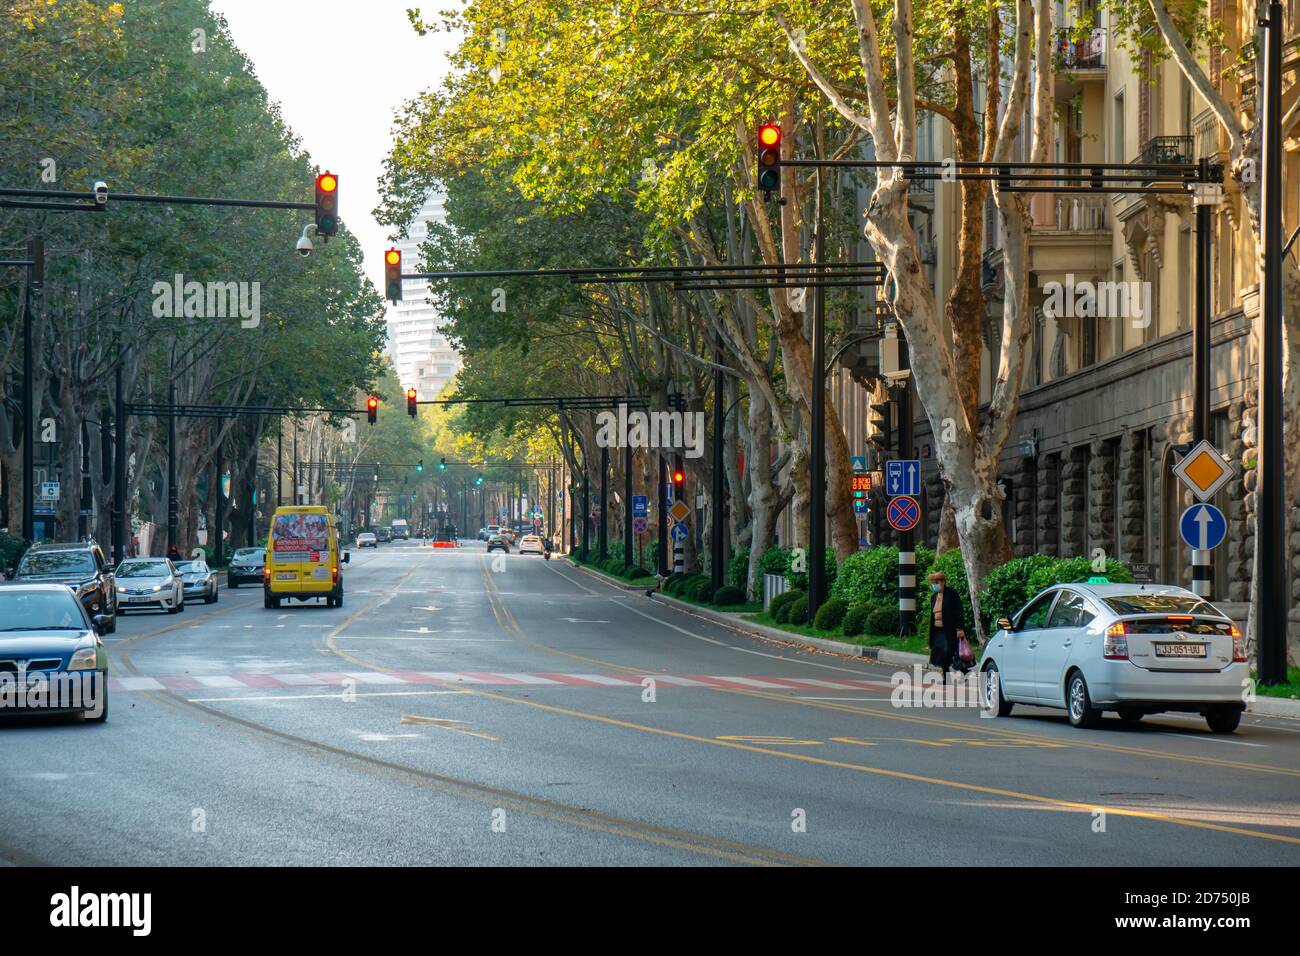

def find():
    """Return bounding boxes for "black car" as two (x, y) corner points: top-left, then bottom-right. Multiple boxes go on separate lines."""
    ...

(376, 527), (393, 543)
(10, 541), (117, 634)
(226, 547), (266, 588)
(486, 533), (510, 554)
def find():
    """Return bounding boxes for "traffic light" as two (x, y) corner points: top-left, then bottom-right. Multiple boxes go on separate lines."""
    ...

(407, 387), (417, 417)
(671, 467), (685, 488)
(416, 459), (424, 473)
(366, 395), (378, 425)
(315, 172), (339, 237)
(757, 123), (781, 197)
(475, 474), (484, 486)
(384, 248), (402, 303)
(439, 457), (447, 471)
(867, 398), (889, 448)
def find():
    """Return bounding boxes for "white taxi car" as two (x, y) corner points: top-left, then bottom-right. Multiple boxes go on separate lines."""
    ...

(517, 535), (545, 555)
(979, 583), (1247, 733)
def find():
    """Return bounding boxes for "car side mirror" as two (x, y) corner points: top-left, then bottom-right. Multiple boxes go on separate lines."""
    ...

(92, 614), (110, 636)
(997, 617), (1014, 632)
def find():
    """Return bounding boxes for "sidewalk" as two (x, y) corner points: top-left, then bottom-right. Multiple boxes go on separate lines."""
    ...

(648, 592), (1300, 719)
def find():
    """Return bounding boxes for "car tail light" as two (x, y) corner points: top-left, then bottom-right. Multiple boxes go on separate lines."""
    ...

(332, 566), (339, 584)
(1103, 621), (1129, 660)
(1230, 624), (1247, 662)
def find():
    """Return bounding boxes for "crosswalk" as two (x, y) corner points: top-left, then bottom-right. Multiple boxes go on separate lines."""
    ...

(108, 670), (894, 693)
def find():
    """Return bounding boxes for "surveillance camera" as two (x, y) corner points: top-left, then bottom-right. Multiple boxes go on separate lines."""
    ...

(92, 181), (108, 206)
(296, 223), (316, 257)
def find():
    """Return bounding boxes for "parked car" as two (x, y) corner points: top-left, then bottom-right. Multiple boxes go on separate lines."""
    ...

(486, 533), (510, 554)
(0, 584), (109, 722)
(174, 559), (218, 604)
(979, 583), (1247, 733)
(114, 557), (184, 614)
(356, 532), (378, 549)
(11, 541), (117, 633)
(226, 547), (266, 588)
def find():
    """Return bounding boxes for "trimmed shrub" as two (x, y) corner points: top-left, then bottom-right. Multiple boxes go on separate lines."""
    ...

(979, 554), (1061, 624)
(784, 594), (809, 626)
(681, 575), (709, 600)
(831, 546), (900, 607)
(696, 583), (716, 604)
(786, 547), (837, 592)
(0, 531), (30, 573)
(1025, 555), (1133, 596)
(711, 584), (746, 606)
(625, 565), (651, 580)
(813, 596), (848, 631)
(758, 546), (792, 578)
(864, 604), (900, 636)
(770, 589), (804, 623)
(728, 548), (751, 590)
(841, 604), (871, 637)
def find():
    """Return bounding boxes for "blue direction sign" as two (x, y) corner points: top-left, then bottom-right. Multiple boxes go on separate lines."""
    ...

(850, 455), (868, 472)
(1179, 503), (1227, 550)
(632, 494), (648, 517)
(671, 522), (689, 542)
(885, 459), (921, 497)
(886, 495), (920, 532)
(853, 498), (869, 515)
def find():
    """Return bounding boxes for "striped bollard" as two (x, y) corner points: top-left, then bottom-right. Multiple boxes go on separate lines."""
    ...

(898, 549), (916, 634)
(1191, 548), (1211, 598)
(673, 540), (685, 574)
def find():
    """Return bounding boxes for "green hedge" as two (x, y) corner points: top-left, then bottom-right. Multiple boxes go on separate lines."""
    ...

(842, 604), (870, 637)
(786, 547), (837, 591)
(712, 584), (746, 606)
(813, 597), (848, 631)
(0, 531), (31, 573)
(728, 547), (750, 590)
(865, 604), (900, 636)
(758, 546), (792, 578)
(831, 545), (936, 608)
(784, 594), (809, 625)
(770, 589), (804, 623)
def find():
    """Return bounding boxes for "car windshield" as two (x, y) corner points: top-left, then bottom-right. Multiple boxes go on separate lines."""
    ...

(117, 561), (169, 578)
(232, 548), (262, 559)
(0, 590), (87, 630)
(174, 561), (208, 574)
(1103, 593), (1219, 616)
(17, 551), (94, 576)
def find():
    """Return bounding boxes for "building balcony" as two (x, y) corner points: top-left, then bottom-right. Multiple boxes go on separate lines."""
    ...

(1056, 27), (1106, 72)
(1135, 135), (1194, 168)
(1027, 193), (1111, 286)
(1031, 193), (1109, 232)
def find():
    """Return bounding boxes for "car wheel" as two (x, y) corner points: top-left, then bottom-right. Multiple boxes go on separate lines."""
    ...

(1066, 670), (1102, 728)
(1205, 705), (1242, 734)
(981, 662), (1014, 717)
(229, 579), (239, 589)
(177, 597), (185, 613)
(1117, 707), (1143, 725)
(263, 592), (276, 609)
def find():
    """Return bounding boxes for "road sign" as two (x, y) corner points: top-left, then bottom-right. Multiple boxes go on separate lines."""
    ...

(886, 495), (920, 532)
(850, 454), (868, 472)
(668, 500), (690, 523)
(1172, 440), (1234, 501)
(885, 459), (921, 497)
(633, 516), (648, 534)
(632, 494), (648, 517)
(1180, 503), (1227, 550)
(851, 473), (872, 495)
(39, 481), (59, 500)
(853, 498), (869, 514)
(671, 522), (689, 542)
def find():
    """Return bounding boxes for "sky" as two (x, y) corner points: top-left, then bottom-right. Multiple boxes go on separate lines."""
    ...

(214, 0), (461, 303)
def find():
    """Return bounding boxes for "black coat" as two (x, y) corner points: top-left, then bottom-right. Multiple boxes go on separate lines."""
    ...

(928, 586), (965, 666)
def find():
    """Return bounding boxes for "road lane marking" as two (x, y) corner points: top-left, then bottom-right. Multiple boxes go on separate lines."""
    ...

(187, 690), (467, 703)
(399, 715), (499, 740)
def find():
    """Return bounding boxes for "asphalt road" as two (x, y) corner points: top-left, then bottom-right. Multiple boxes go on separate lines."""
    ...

(3, 540), (1299, 866)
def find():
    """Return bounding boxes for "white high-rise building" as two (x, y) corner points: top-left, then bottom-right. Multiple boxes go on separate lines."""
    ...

(387, 188), (461, 397)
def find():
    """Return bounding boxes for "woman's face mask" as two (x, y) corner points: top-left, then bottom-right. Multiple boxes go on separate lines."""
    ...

(931, 583), (942, 592)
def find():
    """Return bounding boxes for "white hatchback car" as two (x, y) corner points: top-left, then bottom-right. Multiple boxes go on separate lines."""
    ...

(517, 535), (545, 555)
(979, 583), (1247, 733)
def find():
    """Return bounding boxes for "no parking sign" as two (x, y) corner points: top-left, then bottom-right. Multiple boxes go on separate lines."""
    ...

(886, 495), (920, 532)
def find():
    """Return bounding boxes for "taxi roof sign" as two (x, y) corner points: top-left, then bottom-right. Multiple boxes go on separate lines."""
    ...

(1171, 440), (1234, 502)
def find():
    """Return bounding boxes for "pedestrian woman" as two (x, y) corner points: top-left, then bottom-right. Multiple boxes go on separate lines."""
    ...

(928, 570), (967, 681)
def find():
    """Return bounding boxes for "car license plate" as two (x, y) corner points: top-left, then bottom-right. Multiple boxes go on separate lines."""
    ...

(1154, 642), (1206, 658)
(276, 572), (296, 580)
(128, 594), (152, 603)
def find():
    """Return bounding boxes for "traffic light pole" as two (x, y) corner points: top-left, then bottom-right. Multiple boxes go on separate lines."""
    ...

(711, 333), (726, 593)
(658, 454), (668, 576)
(113, 354), (126, 563)
(624, 444), (633, 570)
(896, 336), (916, 636)
(1258, 0), (1288, 685)
(599, 446), (609, 560)
(1191, 159), (1215, 601)
(212, 425), (224, 567)
(807, 168), (827, 624)
(167, 381), (178, 551)
(23, 239), (40, 542)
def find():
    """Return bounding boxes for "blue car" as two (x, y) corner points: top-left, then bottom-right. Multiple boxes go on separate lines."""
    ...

(0, 584), (110, 723)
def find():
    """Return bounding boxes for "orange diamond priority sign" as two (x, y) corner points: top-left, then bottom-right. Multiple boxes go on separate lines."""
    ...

(1171, 440), (1234, 502)
(668, 500), (691, 523)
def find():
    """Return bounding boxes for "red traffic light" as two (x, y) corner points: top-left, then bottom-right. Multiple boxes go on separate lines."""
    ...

(672, 469), (685, 485)
(317, 173), (337, 193)
(406, 387), (416, 399)
(406, 387), (417, 418)
(757, 123), (781, 196)
(315, 171), (339, 237)
(366, 395), (378, 425)
(758, 123), (780, 148)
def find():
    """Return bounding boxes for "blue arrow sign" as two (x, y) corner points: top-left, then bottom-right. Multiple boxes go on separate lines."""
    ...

(632, 494), (648, 517)
(1179, 503), (1227, 550)
(885, 459), (921, 497)
(853, 498), (869, 514)
(671, 523), (689, 542)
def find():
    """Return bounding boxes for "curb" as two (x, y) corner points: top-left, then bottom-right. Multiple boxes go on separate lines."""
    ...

(1247, 695), (1300, 719)
(649, 591), (930, 663)
(564, 558), (659, 592)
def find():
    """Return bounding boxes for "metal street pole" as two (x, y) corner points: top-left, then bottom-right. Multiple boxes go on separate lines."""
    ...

(212, 424), (223, 566)
(711, 334), (726, 593)
(167, 380), (177, 550)
(1258, 0), (1288, 684)
(657, 453), (668, 576)
(624, 444), (633, 569)
(247, 444), (257, 547)
(22, 237), (41, 542)
(808, 168), (827, 624)
(276, 420), (283, 507)
(1191, 157), (1215, 600)
(897, 335), (916, 636)
(599, 445), (609, 560)
(113, 354), (126, 564)
(582, 461), (591, 561)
